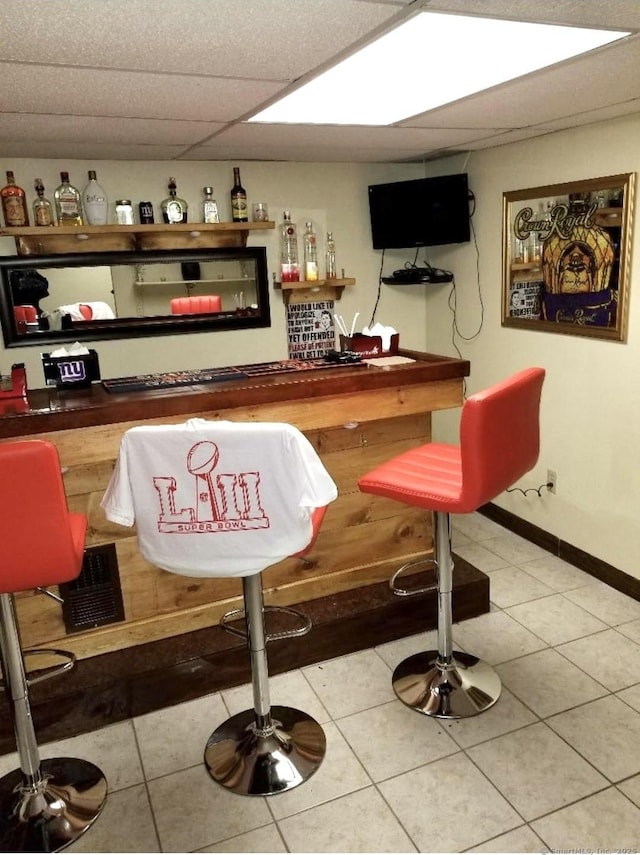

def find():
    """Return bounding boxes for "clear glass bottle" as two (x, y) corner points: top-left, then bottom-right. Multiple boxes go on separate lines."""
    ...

(202, 187), (220, 223)
(161, 177), (188, 224)
(325, 231), (337, 279)
(82, 170), (108, 225)
(230, 167), (248, 222)
(1, 171), (29, 227)
(303, 221), (318, 281)
(280, 211), (299, 282)
(32, 178), (55, 226)
(54, 171), (83, 226)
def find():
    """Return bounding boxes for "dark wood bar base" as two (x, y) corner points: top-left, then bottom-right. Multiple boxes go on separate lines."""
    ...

(0, 554), (488, 754)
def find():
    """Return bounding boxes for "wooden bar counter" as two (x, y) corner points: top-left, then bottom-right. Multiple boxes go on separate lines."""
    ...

(0, 349), (475, 660)
(0, 350), (494, 743)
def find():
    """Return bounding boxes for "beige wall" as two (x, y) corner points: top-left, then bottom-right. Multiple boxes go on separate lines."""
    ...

(424, 113), (640, 581)
(2, 112), (639, 581)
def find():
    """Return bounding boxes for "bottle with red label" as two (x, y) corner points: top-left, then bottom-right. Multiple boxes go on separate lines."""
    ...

(280, 210), (300, 282)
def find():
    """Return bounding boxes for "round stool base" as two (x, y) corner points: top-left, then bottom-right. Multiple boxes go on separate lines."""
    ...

(392, 650), (501, 719)
(0, 757), (107, 853)
(204, 705), (326, 796)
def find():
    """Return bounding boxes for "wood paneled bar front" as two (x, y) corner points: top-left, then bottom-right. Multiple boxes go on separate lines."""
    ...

(0, 350), (490, 741)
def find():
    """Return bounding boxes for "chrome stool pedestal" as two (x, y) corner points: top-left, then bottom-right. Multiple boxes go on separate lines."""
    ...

(0, 593), (107, 853)
(392, 512), (501, 719)
(205, 574), (326, 796)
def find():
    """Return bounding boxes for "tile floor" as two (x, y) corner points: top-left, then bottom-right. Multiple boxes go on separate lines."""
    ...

(5, 512), (640, 852)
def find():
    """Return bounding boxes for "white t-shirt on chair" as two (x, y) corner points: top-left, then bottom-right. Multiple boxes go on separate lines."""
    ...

(101, 419), (338, 578)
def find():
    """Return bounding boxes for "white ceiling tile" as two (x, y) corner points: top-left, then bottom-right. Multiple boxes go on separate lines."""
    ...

(0, 0), (404, 78)
(425, 0), (640, 28)
(0, 63), (283, 122)
(0, 114), (224, 146)
(180, 144), (432, 162)
(0, 141), (188, 161)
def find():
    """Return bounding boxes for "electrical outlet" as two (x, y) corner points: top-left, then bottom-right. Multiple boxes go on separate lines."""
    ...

(547, 469), (557, 494)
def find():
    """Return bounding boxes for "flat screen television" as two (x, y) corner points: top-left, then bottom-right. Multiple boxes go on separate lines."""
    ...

(368, 173), (471, 250)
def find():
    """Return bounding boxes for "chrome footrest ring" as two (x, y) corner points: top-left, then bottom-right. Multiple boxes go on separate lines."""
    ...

(390, 557), (438, 597)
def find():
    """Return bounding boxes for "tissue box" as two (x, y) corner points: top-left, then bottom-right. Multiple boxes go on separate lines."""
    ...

(41, 349), (101, 389)
(339, 333), (399, 358)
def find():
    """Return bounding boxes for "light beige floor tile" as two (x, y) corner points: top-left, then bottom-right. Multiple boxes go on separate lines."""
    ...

(278, 786), (417, 853)
(564, 581), (640, 626)
(67, 784), (159, 853)
(267, 721), (371, 820)
(133, 691), (227, 780)
(0, 720), (144, 792)
(617, 618), (640, 645)
(452, 610), (547, 665)
(198, 823), (286, 852)
(481, 533), (549, 565)
(443, 688), (538, 748)
(518, 555), (593, 592)
(558, 629), (640, 691)
(452, 512), (509, 542)
(496, 648), (608, 717)
(486, 566), (555, 608)
(468, 722), (607, 820)
(379, 752), (521, 852)
(336, 699), (458, 781)
(506, 594), (608, 646)
(453, 542), (511, 572)
(616, 682), (640, 712)
(547, 695), (640, 782)
(302, 649), (395, 718)
(531, 787), (640, 852)
(468, 824), (548, 853)
(617, 773), (640, 807)
(148, 763), (271, 852)
(375, 630), (439, 669)
(451, 527), (471, 548)
(222, 668), (331, 723)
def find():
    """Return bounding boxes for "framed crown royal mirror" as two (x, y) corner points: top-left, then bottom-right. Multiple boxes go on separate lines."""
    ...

(502, 173), (634, 342)
(0, 246), (271, 347)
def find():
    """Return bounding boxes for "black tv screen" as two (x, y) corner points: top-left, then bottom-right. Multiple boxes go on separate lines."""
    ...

(368, 173), (471, 250)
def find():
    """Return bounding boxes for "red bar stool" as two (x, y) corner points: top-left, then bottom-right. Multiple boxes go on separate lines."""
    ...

(101, 419), (337, 796)
(0, 440), (107, 852)
(358, 367), (545, 719)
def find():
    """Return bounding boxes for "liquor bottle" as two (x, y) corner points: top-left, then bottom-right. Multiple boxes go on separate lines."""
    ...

(54, 172), (83, 226)
(161, 177), (188, 224)
(230, 167), (248, 222)
(303, 221), (318, 281)
(280, 211), (299, 282)
(32, 179), (55, 226)
(1, 171), (29, 227)
(202, 187), (220, 223)
(82, 170), (108, 225)
(325, 231), (337, 279)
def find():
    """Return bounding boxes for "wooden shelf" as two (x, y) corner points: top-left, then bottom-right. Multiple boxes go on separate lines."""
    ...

(0, 221), (276, 256)
(276, 277), (356, 304)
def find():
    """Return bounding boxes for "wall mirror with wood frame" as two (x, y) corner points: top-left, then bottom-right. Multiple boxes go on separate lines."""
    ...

(0, 247), (271, 347)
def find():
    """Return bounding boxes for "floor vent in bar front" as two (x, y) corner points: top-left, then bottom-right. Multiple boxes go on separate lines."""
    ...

(59, 543), (125, 634)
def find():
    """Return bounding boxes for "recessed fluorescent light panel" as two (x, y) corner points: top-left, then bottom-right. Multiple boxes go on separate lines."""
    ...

(248, 12), (629, 126)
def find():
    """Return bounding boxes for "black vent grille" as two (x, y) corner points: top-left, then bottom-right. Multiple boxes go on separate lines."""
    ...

(59, 543), (125, 633)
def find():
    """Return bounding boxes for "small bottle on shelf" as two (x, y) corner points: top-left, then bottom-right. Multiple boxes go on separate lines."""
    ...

(230, 167), (248, 222)
(54, 172), (83, 226)
(202, 187), (220, 223)
(280, 211), (300, 282)
(303, 221), (319, 281)
(161, 177), (188, 224)
(1, 171), (29, 227)
(32, 178), (55, 226)
(325, 231), (337, 279)
(82, 170), (109, 225)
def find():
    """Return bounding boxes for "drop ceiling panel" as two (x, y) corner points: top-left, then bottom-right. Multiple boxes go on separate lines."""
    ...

(425, 0), (640, 29)
(0, 114), (224, 146)
(0, 142), (188, 161)
(403, 36), (640, 129)
(0, 63), (284, 122)
(180, 143), (433, 163)
(0, 0), (403, 79)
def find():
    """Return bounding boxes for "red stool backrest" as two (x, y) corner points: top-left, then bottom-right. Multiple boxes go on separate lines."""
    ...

(459, 367), (545, 510)
(170, 295), (222, 315)
(0, 440), (87, 593)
